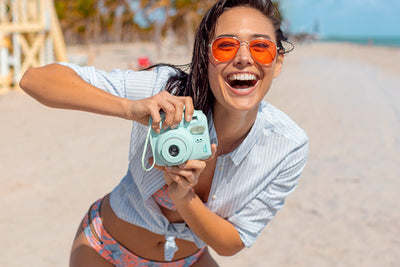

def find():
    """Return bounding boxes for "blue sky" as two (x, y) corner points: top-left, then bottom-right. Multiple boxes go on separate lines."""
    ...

(279, 0), (400, 37)
(130, 1), (167, 28)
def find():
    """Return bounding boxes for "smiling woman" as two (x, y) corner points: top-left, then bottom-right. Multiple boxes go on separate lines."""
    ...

(19, 0), (309, 266)
(207, 6), (284, 113)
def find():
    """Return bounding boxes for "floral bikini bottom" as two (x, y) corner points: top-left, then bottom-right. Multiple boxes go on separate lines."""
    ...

(82, 197), (206, 266)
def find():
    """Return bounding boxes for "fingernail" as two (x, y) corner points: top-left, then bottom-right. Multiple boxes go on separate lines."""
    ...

(171, 123), (179, 129)
(185, 115), (192, 121)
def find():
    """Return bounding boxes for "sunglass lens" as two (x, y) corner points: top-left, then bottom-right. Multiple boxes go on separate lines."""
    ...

(249, 39), (277, 65)
(212, 38), (240, 62)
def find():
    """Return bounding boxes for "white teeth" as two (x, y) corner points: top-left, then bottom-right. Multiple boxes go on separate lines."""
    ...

(228, 74), (257, 81)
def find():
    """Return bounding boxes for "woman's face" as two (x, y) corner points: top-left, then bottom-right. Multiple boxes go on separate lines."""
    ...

(208, 6), (284, 113)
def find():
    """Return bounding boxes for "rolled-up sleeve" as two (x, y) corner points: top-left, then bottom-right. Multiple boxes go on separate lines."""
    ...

(58, 63), (177, 100)
(228, 140), (309, 247)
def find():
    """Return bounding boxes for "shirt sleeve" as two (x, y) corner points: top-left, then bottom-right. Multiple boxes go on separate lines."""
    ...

(228, 139), (309, 247)
(57, 62), (176, 100)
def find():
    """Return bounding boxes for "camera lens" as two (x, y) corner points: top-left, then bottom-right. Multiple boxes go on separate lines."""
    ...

(168, 145), (180, 157)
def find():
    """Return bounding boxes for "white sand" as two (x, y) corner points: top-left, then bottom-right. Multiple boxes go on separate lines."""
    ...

(1, 41), (399, 266)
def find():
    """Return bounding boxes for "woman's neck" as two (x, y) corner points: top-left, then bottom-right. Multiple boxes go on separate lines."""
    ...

(212, 104), (258, 156)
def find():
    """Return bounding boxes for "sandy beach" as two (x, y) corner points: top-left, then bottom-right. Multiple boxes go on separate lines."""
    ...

(1, 41), (399, 266)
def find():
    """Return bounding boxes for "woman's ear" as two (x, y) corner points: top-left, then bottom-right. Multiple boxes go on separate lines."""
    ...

(273, 53), (284, 78)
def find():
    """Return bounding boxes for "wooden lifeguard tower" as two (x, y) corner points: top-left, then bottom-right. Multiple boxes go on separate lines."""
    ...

(0, 0), (67, 94)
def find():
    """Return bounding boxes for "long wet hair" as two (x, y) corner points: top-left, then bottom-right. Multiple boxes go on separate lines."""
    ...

(155, 0), (291, 114)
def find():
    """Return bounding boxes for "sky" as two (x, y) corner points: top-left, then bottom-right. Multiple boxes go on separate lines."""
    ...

(279, 0), (400, 38)
(130, 1), (167, 28)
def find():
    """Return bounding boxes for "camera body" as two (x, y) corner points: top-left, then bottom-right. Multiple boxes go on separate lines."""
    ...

(149, 110), (212, 166)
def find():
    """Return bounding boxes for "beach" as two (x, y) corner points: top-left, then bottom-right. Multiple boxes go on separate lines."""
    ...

(1, 41), (399, 266)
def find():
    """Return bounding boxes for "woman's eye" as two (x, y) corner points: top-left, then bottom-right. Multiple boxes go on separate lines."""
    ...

(252, 42), (269, 49)
(218, 42), (237, 49)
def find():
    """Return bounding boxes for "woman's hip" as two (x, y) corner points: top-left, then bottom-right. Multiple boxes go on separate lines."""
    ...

(82, 194), (204, 265)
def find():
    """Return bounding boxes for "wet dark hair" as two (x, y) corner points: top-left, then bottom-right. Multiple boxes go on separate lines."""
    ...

(157, 0), (291, 114)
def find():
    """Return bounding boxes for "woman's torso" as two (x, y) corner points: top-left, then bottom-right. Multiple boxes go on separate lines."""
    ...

(101, 156), (217, 261)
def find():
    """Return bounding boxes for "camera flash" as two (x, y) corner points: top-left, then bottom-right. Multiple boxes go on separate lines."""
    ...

(190, 125), (206, 135)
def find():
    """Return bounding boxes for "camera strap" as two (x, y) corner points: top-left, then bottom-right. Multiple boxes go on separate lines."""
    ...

(142, 127), (156, 172)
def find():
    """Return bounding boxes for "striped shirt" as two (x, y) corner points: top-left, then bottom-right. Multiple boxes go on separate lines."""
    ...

(60, 63), (309, 260)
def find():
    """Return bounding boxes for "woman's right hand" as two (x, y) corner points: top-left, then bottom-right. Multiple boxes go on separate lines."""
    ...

(126, 91), (194, 133)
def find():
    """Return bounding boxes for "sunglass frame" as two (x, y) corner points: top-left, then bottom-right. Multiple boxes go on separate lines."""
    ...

(209, 36), (278, 65)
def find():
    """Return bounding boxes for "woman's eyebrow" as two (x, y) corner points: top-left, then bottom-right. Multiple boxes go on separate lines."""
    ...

(252, 33), (273, 39)
(214, 33), (273, 39)
(215, 34), (236, 38)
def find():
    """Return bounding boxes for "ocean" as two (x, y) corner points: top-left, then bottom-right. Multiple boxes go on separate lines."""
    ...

(319, 36), (400, 47)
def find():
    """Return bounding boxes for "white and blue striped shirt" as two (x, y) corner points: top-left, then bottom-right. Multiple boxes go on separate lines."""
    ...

(60, 63), (309, 260)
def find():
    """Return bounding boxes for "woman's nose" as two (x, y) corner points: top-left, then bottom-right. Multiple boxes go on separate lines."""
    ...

(233, 43), (254, 66)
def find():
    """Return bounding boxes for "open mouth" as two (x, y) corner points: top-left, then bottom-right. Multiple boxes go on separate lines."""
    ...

(227, 73), (258, 90)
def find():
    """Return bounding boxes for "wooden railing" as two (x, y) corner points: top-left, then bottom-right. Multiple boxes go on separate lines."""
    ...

(0, 0), (67, 94)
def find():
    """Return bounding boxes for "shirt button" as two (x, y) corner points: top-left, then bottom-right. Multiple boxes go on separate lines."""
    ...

(212, 195), (217, 200)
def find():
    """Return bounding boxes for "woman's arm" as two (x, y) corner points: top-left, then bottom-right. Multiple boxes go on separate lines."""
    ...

(157, 152), (245, 256)
(19, 64), (194, 132)
(19, 64), (130, 119)
(161, 139), (309, 255)
(175, 191), (245, 256)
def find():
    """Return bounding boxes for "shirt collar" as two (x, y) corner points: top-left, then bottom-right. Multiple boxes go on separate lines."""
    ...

(208, 102), (267, 166)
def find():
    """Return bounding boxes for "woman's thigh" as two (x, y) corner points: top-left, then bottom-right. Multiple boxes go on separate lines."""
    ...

(69, 220), (113, 267)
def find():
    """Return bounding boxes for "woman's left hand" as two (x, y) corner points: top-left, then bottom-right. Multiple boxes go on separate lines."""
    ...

(151, 144), (217, 202)
(163, 160), (206, 202)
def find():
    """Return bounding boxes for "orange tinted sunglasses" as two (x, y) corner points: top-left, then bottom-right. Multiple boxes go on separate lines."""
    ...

(210, 36), (278, 65)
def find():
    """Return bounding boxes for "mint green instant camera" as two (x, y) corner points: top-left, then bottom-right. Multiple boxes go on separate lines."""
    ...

(142, 110), (212, 171)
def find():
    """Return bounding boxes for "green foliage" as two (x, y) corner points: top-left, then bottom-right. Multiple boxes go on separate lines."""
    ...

(54, 1), (67, 20)
(53, 0), (284, 45)
(75, 0), (97, 17)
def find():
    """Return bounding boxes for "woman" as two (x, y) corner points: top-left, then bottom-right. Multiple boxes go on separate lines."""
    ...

(20, 0), (309, 266)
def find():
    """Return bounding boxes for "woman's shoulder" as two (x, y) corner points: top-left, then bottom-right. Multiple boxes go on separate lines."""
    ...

(259, 101), (309, 145)
(125, 64), (182, 88)
(140, 64), (180, 77)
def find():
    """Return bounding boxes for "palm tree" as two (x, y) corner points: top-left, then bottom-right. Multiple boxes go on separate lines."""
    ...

(54, 0), (136, 44)
(54, 0), (99, 44)
(170, 0), (215, 48)
(139, 0), (214, 51)
(101, 0), (135, 42)
(53, 0), (283, 45)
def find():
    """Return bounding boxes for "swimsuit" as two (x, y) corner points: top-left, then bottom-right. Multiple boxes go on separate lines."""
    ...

(152, 184), (178, 211)
(83, 197), (206, 266)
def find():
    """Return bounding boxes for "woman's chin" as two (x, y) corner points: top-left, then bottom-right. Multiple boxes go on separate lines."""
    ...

(224, 84), (261, 111)
(219, 98), (260, 112)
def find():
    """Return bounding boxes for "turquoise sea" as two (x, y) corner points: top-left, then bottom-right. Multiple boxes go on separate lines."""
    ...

(319, 36), (400, 47)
